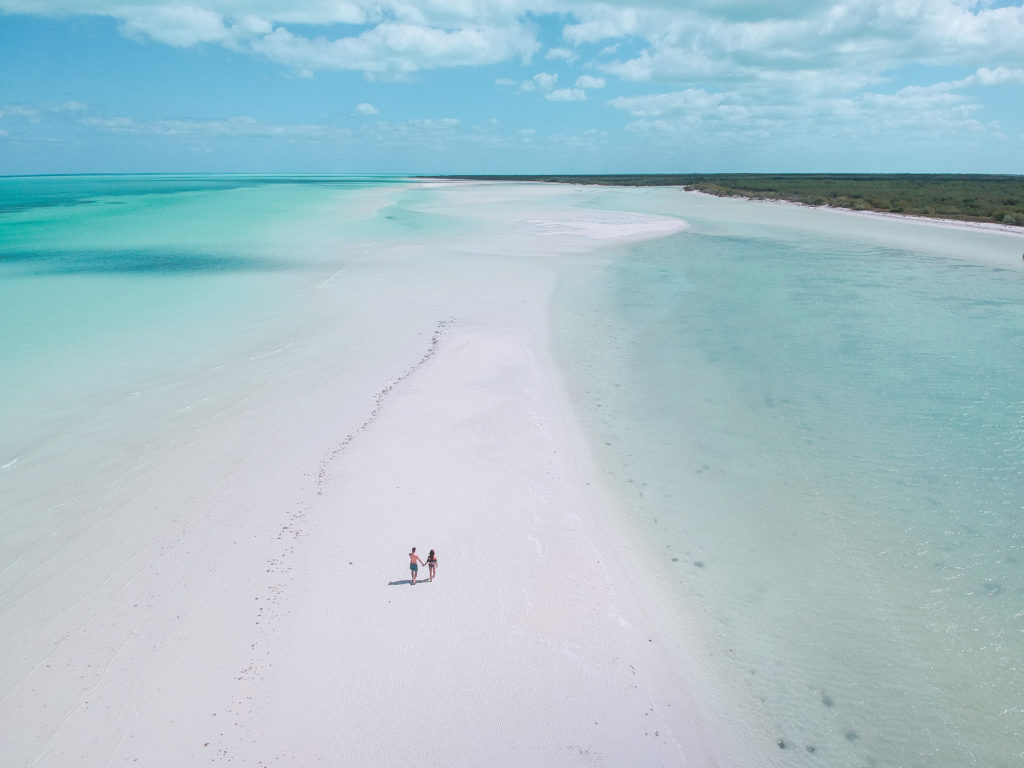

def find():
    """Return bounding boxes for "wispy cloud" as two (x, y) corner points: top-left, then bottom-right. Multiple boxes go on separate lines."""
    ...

(80, 114), (347, 139)
(0, 1), (541, 78)
(546, 88), (585, 102)
(4, 2), (1023, 90)
(248, 22), (537, 79)
(957, 66), (1024, 88)
(545, 46), (577, 62)
(521, 72), (558, 92)
(0, 105), (41, 121)
(574, 75), (605, 89)
(2, 1), (1023, 170)
(611, 81), (993, 151)
(0, 101), (88, 122)
(74, 110), (478, 150)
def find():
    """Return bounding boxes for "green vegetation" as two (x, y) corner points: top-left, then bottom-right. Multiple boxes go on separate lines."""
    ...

(434, 174), (1024, 227)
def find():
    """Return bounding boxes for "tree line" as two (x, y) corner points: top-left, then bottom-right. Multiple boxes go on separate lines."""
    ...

(436, 174), (1024, 227)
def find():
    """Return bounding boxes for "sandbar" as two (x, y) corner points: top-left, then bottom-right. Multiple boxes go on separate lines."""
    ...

(1, 181), (727, 767)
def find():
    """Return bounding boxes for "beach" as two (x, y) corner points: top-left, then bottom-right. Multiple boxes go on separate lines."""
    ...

(1, 178), (730, 766)
(3, 177), (1023, 767)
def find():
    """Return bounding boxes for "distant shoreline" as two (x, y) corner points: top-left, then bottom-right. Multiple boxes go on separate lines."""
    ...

(755, 194), (1024, 238)
(427, 174), (1024, 230)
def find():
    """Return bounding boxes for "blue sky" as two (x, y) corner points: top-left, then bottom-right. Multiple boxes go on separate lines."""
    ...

(2, 1), (1023, 174)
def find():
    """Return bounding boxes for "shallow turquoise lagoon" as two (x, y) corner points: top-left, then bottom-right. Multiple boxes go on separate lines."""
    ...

(0, 175), (415, 502)
(3, 177), (1021, 767)
(555, 200), (1024, 767)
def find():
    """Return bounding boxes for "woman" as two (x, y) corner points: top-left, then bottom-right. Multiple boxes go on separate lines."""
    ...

(426, 549), (437, 582)
(409, 547), (426, 584)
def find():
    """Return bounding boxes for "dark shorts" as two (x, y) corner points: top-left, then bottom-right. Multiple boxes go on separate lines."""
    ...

(410, 563), (418, 573)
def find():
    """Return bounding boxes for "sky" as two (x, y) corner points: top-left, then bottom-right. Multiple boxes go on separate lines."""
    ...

(1, 1), (1023, 175)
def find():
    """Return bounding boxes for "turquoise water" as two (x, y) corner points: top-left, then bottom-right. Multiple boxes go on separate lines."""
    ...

(1, 175), (396, 458)
(4, 177), (1022, 766)
(554, 201), (1024, 766)
(0, 175), (428, 552)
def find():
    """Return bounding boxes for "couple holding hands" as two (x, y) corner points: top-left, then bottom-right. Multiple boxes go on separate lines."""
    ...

(408, 547), (437, 584)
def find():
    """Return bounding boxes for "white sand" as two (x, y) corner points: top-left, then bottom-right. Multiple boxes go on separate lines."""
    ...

(1, 183), (727, 766)
(681, 189), (1024, 266)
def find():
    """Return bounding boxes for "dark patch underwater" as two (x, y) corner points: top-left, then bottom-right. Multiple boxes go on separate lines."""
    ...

(0, 247), (299, 276)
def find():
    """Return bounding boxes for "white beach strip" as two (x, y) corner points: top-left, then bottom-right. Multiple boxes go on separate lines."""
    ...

(723, 191), (1024, 236)
(1, 184), (721, 766)
(200, 323), (714, 766)
(681, 189), (1024, 264)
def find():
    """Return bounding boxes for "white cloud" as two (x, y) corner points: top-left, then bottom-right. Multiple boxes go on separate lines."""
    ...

(0, 105), (41, 121)
(117, 5), (230, 47)
(53, 100), (88, 112)
(353, 115), (464, 149)
(600, 47), (726, 85)
(2, 0), (1023, 158)
(563, 1), (1024, 102)
(610, 78), (994, 150)
(545, 88), (586, 102)
(531, 72), (558, 91)
(609, 88), (726, 118)
(546, 46), (576, 61)
(624, 118), (672, 134)
(81, 114), (345, 139)
(960, 66), (1024, 87)
(886, 66), (1024, 99)
(0, 1), (540, 77)
(520, 71), (558, 91)
(409, 117), (460, 128)
(356, 102), (379, 115)
(5, 2), (1024, 89)
(562, 6), (645, 45)
(249, 22), (537, 79)
(73, 108), (474, 154)
(574, 75), (605, 89)
(0, 101), (89, 122)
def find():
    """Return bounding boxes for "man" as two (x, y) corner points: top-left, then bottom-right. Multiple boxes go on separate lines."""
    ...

(408, 547), (426, 584)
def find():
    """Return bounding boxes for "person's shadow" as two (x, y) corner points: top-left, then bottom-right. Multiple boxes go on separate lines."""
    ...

(387, 579), (433, 586)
